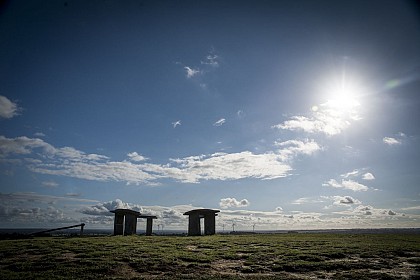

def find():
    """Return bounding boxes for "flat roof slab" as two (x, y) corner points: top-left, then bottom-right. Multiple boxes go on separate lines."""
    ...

(110, 209), (141, 216)
(184, 209), (220, 215)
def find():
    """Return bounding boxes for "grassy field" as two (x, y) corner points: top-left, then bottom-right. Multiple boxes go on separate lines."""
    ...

(1, 233), (419, 279)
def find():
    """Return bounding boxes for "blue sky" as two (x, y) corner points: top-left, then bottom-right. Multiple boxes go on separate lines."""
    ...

(1, 0), (420, 230)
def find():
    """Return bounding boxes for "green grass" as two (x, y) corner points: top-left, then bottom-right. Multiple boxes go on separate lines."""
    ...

(1, 233), (419, 279)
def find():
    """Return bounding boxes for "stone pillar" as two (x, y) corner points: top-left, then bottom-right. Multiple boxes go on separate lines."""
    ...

(114, 213), (124, 235)
(204, 214), (216, 235)
(188, 213), (201, 236)
(146, 218), (154, 236)
(124, 214), (137, 235)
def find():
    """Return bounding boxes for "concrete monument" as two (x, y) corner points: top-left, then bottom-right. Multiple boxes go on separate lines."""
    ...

(183, 209), (220, 236)
(110, 209), (157, 236)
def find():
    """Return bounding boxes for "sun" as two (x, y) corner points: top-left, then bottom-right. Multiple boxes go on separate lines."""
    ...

(323, 79), (361, 114)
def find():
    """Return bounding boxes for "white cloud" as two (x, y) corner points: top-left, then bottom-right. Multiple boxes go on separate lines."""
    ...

(330, 195), (361, 206)
(0, 192), (98, 227)
(0, 192), (98, 204)
(80, 199), (142, 216)
(323, 179), (369, 191)
(383, 137), (401, 145)
(341, 169), (361, 178)
(213, 118), (226, 126)
(275, 139), (321, 161)
(34, 132), (46, 137)
(273, 98), (361, 136)
(291, 197), (327, 205)
(168, 151), (292, 183)
(184, 66), (200, 78)
(127, 152), (148, 162)
(219, 198), (250, 209)
(362, 172), (375, 180)
(65, 193), (81, 197)
(0, 95), (20, 119)
(0, 135), (321, 185)
(237, 110), (244, 119)
(42, 181), (59, 188)
(172, 120), (181, 128)
(1, 193), (414, 229)
(201, 54), (219, 67)
(388, 210), (397, 216)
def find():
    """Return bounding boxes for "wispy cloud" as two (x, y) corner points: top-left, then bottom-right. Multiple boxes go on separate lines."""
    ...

(0, 95), (20, 119)
(184, 66), (200, 78)
(168, 151), (292, 183)
(291, 197), (327, 205)
(213, 118), (226, 126)
(1, 135), (294, 185)
(323, 179), (369, 191)
(42, 181), (59, 188)
(275, 139), (321, 161)
(219, 198), (250, 209)
(34, 132), (46, 137)
(172, 120), (181, 128)
(65, 193), (81, 197)
(201, 54), (219, 67)
(0, 134), (323, 185)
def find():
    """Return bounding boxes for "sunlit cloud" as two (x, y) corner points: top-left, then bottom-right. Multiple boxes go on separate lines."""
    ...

(362, 172), (375, 180)
(323, 179), (369, 191)
(275, 139), (321, 161)
(0, 95), (20, 119)
(383, 137), (401, 145)
(273, 82), (362, 136)
(0, 135), (295, 185)
(168, 151), (292, 183)
(213, 118), (226, 126)
(219, 197), (250, 209)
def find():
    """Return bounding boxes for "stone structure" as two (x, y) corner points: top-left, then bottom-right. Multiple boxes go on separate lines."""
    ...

(139, 215), (157, 236)
(110, 209), (157, 236)
(183, 209), (220, 236)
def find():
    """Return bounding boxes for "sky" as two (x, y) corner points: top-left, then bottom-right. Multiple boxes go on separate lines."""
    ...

(1, 0), (420, 231)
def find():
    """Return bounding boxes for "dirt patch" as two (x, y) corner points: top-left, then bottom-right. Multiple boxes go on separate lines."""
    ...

(55, 252), (78, 261)
(186, 245), (198, 251)
(110, 262), (143, 278)
(211, 259), (244, 274)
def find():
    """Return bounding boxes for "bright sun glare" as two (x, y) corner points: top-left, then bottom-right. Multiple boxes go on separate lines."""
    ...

(324, 78), (361, 113)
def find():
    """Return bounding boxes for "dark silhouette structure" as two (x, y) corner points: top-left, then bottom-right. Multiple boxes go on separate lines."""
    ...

(30, 223), (85, 236)
(184, 209), (220, 236)
(110, 209), (157, 236)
